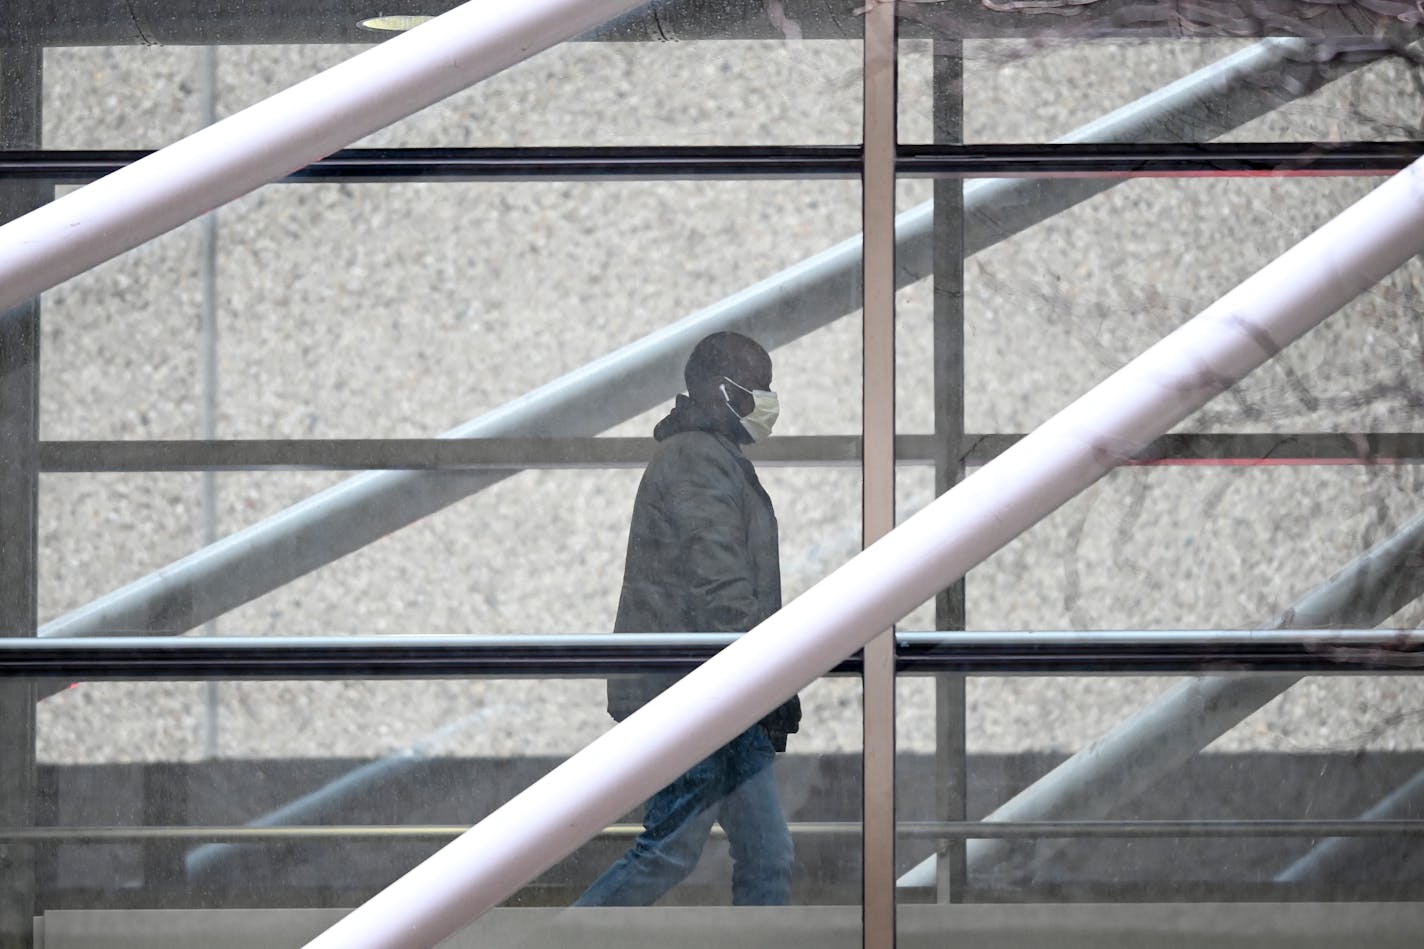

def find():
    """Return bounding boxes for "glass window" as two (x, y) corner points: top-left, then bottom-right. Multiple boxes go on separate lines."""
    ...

(6, 1), (1424, 945)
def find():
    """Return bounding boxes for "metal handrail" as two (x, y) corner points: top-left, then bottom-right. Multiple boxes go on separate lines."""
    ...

(3, 142), (1420, 183)
(7, 819), (1424, 844)
(0, 146), (862, 183)
(5, 631), (1423, 679)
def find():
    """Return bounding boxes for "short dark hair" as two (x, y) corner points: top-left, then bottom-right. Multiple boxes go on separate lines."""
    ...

(684, 332), (771, 404)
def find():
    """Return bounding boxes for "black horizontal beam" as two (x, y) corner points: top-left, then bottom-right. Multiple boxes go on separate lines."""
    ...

(38, 433), (1424, 473)
(897, 142), (1424, 179)
(3, 143), (1420, 186)
(5, 0), (860, 46)
(895, 630), (1424, 675)
(0, 147), (862, 183)
(7, 0), (1400, 46)
(894, 1), (1416, 45)
(3, 631), (1421, 680)
(2, 633), (801, 679)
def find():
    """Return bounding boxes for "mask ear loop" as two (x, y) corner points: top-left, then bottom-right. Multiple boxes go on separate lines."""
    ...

(720, 382), (744, 421)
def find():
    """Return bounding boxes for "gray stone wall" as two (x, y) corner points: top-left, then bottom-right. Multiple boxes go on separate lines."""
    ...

(27, 29), (1424, 770)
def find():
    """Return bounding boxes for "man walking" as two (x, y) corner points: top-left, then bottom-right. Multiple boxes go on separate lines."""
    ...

(577, 331), (800, 907)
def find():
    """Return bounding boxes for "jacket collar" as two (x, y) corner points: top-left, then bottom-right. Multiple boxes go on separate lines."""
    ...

(653, 393), (751, 446)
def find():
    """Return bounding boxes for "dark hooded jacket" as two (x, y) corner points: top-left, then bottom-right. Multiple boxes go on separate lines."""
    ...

(606, 394), (801, 751)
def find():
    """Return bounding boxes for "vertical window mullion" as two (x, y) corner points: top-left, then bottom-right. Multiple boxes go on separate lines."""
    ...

(861, 3), (898, 947)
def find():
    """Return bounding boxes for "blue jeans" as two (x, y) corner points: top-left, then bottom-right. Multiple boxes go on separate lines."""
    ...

(575, 725), (794, 906)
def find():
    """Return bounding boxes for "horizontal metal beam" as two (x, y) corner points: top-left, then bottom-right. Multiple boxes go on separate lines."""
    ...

(4, 822), (852, 843)
(896, 0), (1418, 45)
(893, 630), (1424, 675)
(4, 631), (1422, 680)
(4, 142), (1421, 185)
(7, 818), (1424, 844)
(7, 0), (1410, 46)
(964, 433), (1424, 467)
(3, 0), (853, 45)
(901, 820), (1424, 840)
(0, 146), (862, 183)
(37, 436), (864, 472)
(38, 432), (1424, 472)
(898, 142), (1424, 179)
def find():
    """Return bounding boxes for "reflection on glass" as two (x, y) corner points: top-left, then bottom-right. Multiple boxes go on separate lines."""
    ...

(891, 23), (1424, 945)
(10, 0), (1424, 942)
(35, 675), (861, 913)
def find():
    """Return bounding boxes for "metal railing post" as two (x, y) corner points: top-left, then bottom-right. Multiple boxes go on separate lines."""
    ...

(929, 35), (968, 905)
(0, 42), (43, 949)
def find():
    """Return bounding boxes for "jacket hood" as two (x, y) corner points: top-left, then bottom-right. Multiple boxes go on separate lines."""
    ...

(653, 393), (752, 445)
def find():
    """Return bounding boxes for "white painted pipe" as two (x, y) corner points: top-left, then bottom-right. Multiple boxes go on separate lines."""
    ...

(0, 0), (648, 316)
(305, 162), (1424, 949)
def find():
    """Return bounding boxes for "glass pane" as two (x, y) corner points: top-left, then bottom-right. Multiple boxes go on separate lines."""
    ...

(35, 673), (863, 925)
(893, 25), (1424, 940)
(44, 36), (862, 151)
(896, 28), (1423, 145)
(44, 46), (212, 147)
(17, 2), (874, 944)
(889, 174), (1424, 442)
(40, 180), (863, 441)
(40, 464), (863, 636)
(895, 673), (1424, 940)
(967, 464), (1424, 630)
(959, 176), (1423, 437)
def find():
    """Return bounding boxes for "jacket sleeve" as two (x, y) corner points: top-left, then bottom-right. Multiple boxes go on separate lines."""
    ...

(667, 440), (760, 633)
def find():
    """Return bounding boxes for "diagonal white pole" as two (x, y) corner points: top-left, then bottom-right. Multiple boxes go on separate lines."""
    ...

(0, 0), (649, 316)
(305, 162), (1424, 949)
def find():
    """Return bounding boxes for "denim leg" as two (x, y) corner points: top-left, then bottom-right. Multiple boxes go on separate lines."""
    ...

(719, 728), (794, 905)
(574, 755), (722, 906)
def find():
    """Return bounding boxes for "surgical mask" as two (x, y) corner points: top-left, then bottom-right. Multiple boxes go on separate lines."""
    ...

(720, 376), (780, 442)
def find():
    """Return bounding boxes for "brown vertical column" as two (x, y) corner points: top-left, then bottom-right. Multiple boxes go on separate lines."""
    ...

(0, 42), (45, 949)
(930, 40), (967, 903)
(861, 3), (897, 947)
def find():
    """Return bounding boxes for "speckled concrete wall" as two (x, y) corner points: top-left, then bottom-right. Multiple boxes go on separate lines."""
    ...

(26, 29), (1424, 773)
